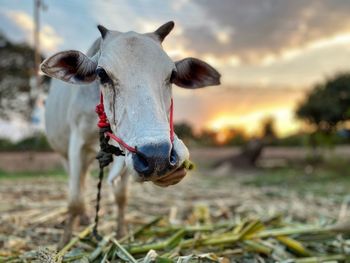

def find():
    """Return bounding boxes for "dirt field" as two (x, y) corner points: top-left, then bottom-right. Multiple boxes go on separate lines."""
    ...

(2, 146), (350, 172)
(1, 147), (350, 261)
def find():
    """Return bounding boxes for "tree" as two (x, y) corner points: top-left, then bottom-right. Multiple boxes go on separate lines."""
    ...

(224, 128), (247, 146)
(0, 32), (47, 120)
(174, 122), (194, 140)
(261, 116), (277, 143)
(196, 129), (217, 146)
(296, 73), (350, 154)
(296, 73), (350, 133)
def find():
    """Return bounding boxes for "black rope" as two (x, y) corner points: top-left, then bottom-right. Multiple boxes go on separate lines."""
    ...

(93, 126), (124, 240)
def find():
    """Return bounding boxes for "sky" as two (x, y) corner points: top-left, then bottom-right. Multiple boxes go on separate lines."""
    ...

(1, 0), (350, 137)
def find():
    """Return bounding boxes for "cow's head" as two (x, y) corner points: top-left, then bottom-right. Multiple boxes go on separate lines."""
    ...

(41, 22), (220, 187)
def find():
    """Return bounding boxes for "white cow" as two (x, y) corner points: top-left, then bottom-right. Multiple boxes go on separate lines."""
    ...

(41, 21), (220, 244)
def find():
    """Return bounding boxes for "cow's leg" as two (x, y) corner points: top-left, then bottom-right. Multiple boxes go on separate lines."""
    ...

(61, 157), (69, 174)
(112, 172), (129, 238)
(60, 132), (91, 246)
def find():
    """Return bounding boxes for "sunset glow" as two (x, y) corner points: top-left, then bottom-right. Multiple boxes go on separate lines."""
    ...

(207, 108), (301, 137)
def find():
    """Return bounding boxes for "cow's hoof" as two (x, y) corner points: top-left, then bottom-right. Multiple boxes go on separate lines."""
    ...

(58, 231), (72, 250)
(116, 226), (127, 239)
(58, 215), (75, 249)
(79, 213), (90, 226)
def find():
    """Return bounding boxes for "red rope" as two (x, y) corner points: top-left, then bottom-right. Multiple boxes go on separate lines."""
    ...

(169, 98), (174, 142)
(95, 94), (109, 129)
(104, 131), (137, 153)
(96, 93), (174, 154)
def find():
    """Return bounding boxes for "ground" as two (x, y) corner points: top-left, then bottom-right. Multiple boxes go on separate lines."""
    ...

(0, 147), (350, 262)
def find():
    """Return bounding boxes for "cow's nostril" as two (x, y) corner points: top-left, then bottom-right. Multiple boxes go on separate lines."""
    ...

(169, 147), (178, 167)
(133, 151), (153, 176)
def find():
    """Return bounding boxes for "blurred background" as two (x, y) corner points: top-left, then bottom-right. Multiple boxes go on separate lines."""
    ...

(2, 0), (350, 148)
(1, 0), (350, 260)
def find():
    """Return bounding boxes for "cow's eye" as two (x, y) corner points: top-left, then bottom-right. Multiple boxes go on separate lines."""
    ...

(169, 70), (177, 83)
(96, 67), (111, 84)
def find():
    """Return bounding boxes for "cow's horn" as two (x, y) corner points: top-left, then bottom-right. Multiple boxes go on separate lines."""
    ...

(154, 21), (174, 42)
(97, 25), (109, 39)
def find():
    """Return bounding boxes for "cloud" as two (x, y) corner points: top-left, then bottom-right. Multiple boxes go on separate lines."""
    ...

(183, 0), (350, 65)
(87, 0), (206, 61)
(1, 2), (349, 88)
(5, 10), (63, 52)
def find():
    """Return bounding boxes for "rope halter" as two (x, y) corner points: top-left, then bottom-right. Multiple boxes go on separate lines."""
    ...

(95, 92), (175, 153)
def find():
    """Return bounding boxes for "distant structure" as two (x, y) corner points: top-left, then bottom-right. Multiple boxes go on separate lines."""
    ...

(30, 75), (49, 132)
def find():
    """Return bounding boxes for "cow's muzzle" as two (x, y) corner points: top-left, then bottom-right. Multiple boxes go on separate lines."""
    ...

(132, 142), (179, 177)
(152, 167), (187, 187)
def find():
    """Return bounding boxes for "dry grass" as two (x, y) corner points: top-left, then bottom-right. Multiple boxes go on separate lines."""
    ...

(1, 166), (350, 262)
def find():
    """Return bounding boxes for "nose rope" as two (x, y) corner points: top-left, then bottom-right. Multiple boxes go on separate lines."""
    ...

(95, 93), (138, 153)
(93, 91), (175, 239)
(169, 98), (174, 142)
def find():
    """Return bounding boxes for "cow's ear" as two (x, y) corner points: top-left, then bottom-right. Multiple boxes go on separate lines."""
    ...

(40, 50), (97, 84)
(172, 58), (221, 89)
